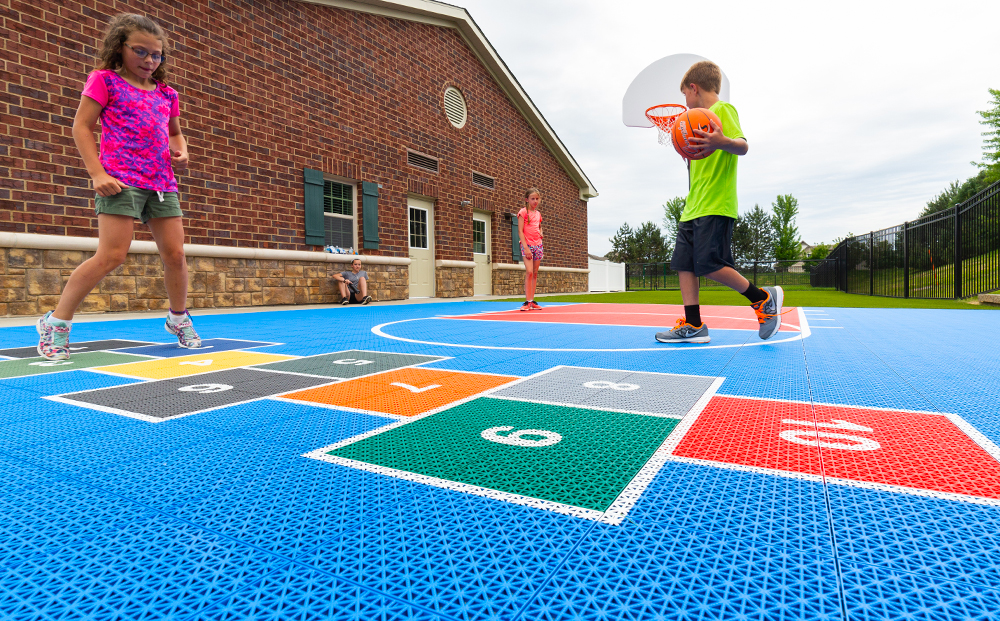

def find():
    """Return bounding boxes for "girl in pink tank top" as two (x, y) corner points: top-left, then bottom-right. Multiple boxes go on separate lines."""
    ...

(516, 188), (545, 311)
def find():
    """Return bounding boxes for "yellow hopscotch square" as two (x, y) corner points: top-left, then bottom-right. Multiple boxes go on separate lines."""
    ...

(93, 351), (297, 379)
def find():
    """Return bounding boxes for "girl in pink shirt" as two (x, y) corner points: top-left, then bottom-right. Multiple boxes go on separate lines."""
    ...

(517, 188), (545, 311)
(37, 14), (201, 359)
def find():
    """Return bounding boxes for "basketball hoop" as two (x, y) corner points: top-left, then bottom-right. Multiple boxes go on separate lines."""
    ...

(645, 104), (686, 148)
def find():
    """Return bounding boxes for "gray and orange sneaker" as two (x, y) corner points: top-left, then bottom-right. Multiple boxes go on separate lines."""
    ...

(36, 310), (72, 360)
(751, 286), (784, 340)
(165, 310), (202, 348)
(655, 318), (710, 344)
(519, 301), (531, 311)
(529, 301), (542, 310)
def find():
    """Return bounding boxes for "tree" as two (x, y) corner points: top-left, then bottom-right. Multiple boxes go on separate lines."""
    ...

(771, 194), (801, 261)
(732, 203), (774, 265)
(974, 88), (1000, 183)
(606, 221), (671, 264)
(607, 223), (634, 263)
(662, 197), (685, 243)
(631, 221), (671, 263)
(802, 243), (831, 272)
(920, 171), (989, 218)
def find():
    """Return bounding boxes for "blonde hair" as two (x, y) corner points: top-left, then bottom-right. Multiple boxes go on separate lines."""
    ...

(680, 61), (721, 95)
(96, 14), (170, 83)
(524, 187), (541, 200)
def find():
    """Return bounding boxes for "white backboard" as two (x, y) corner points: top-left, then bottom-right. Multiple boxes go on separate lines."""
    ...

(622, 53), (731, 128)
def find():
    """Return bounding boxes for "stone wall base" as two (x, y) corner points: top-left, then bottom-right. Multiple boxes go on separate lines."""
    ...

(435, 266), (474, 298)
(492, 268), (588, 297)
(0, 247), (409, 316)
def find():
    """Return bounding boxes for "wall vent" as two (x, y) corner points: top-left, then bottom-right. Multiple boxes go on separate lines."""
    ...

(443, 86), (468, 129)
(472, 171), (495, 190)
(407, 150), (439, 173)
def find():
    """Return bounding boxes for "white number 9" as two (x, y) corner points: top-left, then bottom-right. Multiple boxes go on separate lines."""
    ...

(481, 426), (562, 447)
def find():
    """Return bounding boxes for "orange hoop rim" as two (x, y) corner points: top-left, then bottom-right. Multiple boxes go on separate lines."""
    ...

(645, 104), (687, 130)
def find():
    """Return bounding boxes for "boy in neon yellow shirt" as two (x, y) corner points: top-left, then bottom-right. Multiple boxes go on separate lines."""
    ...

(655, 61), (783, 344)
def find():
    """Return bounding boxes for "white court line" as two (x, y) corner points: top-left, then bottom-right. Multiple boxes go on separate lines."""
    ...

(371, 308), (812, 352)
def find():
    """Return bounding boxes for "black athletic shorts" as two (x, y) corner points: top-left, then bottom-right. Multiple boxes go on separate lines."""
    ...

(669, 215), (737, 277)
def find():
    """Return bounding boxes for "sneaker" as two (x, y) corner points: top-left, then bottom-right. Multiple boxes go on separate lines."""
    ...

(36, 311), (71, 360)
(519, 302), (531, 311)
(361, 295), (372, 305)
(529, 301), (542, 310)
(655, 318), (710, 343)
(165, 310), (202, 348)
(341, 299), (350, 305)
(751, 286), (784, 340)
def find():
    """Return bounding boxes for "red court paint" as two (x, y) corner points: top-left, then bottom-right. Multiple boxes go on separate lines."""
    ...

(450, 303), (800, 332)
(672, 396), (1000, 500)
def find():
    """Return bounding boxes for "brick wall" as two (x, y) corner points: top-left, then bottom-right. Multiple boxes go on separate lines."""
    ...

(0, 0), (588, 271)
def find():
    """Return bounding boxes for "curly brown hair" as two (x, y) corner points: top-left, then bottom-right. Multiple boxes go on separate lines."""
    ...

(96, 14), (170, 83)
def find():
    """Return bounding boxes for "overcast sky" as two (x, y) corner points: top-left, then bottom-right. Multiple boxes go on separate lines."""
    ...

(454, 0), (999, 256)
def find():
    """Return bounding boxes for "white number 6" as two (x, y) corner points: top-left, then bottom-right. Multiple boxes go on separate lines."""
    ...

(481, 426), (562, 447)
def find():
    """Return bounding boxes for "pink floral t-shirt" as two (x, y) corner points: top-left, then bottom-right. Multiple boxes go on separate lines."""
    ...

(82, 70), (179, 192)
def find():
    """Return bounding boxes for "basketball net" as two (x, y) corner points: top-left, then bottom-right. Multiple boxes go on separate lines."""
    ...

(645, 104), (687, 148)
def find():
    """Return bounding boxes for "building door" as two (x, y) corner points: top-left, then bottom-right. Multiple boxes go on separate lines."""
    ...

(473, 212), (491, 295)
(408, 197), (434, 297)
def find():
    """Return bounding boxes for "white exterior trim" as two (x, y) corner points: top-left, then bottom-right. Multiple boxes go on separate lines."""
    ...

(298, 0), (597, 200)
(492, 263), (589, 274)
(0, 232), (411, 266)
(435, 259), (476, 268)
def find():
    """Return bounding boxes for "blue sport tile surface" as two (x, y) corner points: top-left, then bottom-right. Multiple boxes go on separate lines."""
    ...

(0, 301), (997, 620)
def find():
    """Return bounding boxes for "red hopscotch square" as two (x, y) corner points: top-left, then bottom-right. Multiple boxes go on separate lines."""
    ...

(673, 396), (1000, 500)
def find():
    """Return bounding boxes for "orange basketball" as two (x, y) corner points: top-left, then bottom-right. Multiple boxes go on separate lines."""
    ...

(671, 108), (722, 160)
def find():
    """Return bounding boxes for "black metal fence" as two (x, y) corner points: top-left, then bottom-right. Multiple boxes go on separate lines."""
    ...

(811, 179), (1000, 299)
(627, 259), (817, 291)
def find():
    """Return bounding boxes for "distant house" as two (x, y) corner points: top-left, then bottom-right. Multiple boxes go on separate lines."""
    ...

(788, 241), (815, 273)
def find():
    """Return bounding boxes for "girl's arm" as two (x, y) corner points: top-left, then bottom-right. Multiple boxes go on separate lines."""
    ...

(72, 96), (122, 196)
(168, 117), (189, 169)
(517, 214), (528, 248)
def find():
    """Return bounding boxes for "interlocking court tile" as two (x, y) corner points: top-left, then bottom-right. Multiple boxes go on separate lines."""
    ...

(92, 350), (297, 380)
(0, 351), (151, 379)
(252, 350), (443, 379)
(282, 367), (518, 416)
(0, 339), (155, 359)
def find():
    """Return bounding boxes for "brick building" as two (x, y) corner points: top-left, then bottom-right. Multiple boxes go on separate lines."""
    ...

(0, 0), (597, 315)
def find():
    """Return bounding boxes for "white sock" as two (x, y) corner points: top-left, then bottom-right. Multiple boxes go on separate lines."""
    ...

(48, 315), (71, 327)
(167, 311), (188, 324)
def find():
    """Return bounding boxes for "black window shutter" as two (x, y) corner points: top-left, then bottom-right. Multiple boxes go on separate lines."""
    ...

(511, 218), (522, 262)
(303, 168), (325, 246)
(362, 181), (380, 250)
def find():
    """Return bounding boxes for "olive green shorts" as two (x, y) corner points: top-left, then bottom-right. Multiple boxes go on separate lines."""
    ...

(95, 186), (182, 223)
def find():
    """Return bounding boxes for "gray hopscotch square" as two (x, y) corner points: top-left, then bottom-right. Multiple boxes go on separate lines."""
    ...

(54, 368), (335, 421)
(251, 350), (444, 379)
(0, 340), (155, 359)
(491, 366), (718, 418)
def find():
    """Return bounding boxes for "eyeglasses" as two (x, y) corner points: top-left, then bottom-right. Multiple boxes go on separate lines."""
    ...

(124, 43), (165, 64)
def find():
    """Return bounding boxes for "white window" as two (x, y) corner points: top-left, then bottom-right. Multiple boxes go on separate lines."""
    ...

(324, 179), (357, 251)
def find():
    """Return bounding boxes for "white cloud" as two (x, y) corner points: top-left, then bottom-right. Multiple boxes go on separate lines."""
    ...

(456, 0), (998, 255)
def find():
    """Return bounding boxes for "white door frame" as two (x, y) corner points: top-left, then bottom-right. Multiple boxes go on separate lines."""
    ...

(472, 210), (491, 296)
(408, 196), (435, 298)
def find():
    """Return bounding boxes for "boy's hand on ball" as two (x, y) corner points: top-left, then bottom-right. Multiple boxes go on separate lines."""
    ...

(688, 119), (726, 157)
(171, 149), (189, 169)
(93, 173), (123, 197)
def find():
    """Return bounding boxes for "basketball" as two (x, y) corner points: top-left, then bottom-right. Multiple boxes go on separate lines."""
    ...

(671, 108), (722, 160)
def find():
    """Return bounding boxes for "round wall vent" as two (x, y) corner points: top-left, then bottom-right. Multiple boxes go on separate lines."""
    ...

(443, 86), (467, 129)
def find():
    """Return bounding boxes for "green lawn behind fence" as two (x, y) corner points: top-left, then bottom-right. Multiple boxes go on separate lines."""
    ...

(495, 287), (997, 310)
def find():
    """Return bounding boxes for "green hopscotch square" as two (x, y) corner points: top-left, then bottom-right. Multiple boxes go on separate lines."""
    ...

(328, 396), (680, 512)
(0, 351), (152, 379)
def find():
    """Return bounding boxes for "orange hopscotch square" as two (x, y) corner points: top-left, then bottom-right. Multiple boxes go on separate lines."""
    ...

(282, 367), (518, 416)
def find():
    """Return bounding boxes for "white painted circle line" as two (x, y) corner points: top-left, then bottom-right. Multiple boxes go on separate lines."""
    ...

(371, 317), (808, 352)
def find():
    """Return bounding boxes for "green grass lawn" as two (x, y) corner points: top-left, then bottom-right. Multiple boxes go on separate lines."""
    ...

(495, 287), (998, 310)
